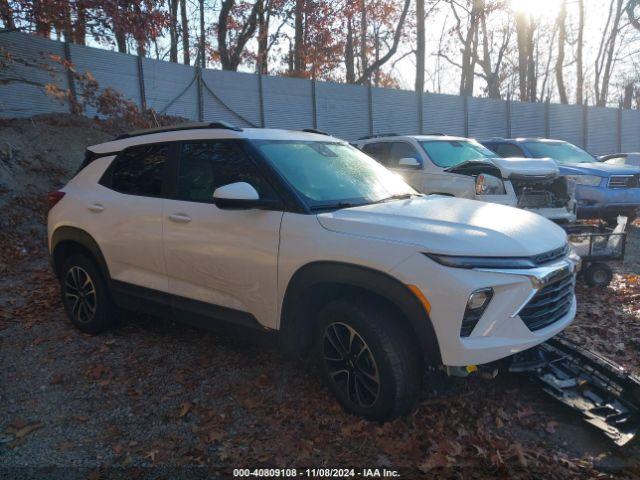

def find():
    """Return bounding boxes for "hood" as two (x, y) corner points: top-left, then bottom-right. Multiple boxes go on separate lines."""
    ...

(317, 196), (567, 257)
(488, 157), (559, 178)
(558, 162), (640, 177)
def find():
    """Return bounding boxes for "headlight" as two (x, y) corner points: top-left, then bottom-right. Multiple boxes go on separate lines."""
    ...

(565, 175), (602, 186)
(475, 174), (506, 195)
(425, 253), (537, 269)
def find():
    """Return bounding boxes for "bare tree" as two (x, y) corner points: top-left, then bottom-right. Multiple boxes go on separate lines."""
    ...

(0, 0), (15, 29)
(415, 0), (425, 92)
(555, 0), (568, 104)
(515, 11), (537, 101)
(594, 0), (625, 106)
(217, 0), (261, 71)
(169, 0), (179, 62)
(180, 0), (190, 65)
(359, 0), (368, 84)
(575, 0), (584, 104)
(448, 0), (481, 96)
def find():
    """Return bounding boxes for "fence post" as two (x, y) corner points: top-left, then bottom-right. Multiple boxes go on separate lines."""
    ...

(617, 103), (623, 152)
(417, 89), (423, 135)
(258, 74), (265, 127)
(63, 42), (78, 110)
(311, 79), (317, 129)
(544, 99), (550, 138)
(367, 85), (374, 135)
(463, 95), (469, 137)
(136, 55), (147, 111)
(196, 67), (203, 122)
(505, 94), (511, 138)
(582, 103), (588, 149)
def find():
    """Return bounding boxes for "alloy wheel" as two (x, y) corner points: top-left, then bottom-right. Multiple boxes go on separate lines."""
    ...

(64, 266), (97, 323)
(323, 322), (381, 407)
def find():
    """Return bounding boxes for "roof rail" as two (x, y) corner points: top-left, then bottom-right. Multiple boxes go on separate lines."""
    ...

(115, 121), (243, 140)
(422, 132), (447, 136)
(302, 128), (330, 136)
(356, 133), (399, 140)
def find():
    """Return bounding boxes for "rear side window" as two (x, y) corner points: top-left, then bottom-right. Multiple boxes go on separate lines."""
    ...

(177, 141), (277, 203)
(106, 144), (169, 197)
(361, 142), (391, 164)
(495, 143), (524, 158)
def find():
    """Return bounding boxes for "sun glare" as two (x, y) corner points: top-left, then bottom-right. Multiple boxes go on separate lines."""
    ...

(510, 0), (561, 20)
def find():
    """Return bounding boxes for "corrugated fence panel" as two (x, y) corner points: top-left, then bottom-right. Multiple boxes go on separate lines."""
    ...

(0, 32), (68, 117)
(70, 44), (139, 117)
(622, 110), (640, 152)
(468, 97), (506, 139)
(262, 76), (313, 129)
(549, 104), (583, 147)
(587, 106), (618, 155)
(372, 87), (419, 135)
(202, 70), (261, 127)
(316, 81), (369, 140)
(423, 93), (464, 136)
(510, 101), (545, 138)
(142, 58), (197, 120)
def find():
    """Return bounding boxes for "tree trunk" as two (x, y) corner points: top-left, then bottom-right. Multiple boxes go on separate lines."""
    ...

(576, 0), (584, 104)
(293, 0), (306, 75)
(345, 17), (355, 83)
(33, 0), (52, 37)
(199, 0), (205, 67)
(74, 0), (86, 45)
(169, 0), (179, 62)
(595, 0), (624, 107)
(415, 0), (425, 93)
(360, 0), (368, 84)
(555, 0), (568, 104)
(458, 0), (480, 96)
(257, 0), (268, 74)
(0, 0), (15, 30)
(623, 82), (634, 109)
(181, 0), (190, 65)
(515, 12), (537, 102)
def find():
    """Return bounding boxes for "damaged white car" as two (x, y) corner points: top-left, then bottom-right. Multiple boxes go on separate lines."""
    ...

(355, 134), (576, 223)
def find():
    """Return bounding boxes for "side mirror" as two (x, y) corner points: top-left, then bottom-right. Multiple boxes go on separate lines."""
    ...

(398, 157), (422, 169)
(213, 182), (276, 210)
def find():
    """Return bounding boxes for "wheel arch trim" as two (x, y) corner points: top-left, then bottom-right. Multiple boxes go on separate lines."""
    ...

(279, 261), (442, 364)
(50, 226), (111, 281)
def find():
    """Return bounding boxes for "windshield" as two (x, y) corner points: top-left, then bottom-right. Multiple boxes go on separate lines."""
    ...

(252, 140), (416, 210)
(522, 141), (597, 164)
(419, 140), (495, 168)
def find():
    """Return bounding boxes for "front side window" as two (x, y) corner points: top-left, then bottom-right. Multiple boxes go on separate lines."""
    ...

(252, 140), (415, 210)
(522, 141), (597, 164)
(389, 142), (421, 168)
(419, 140), (495, 168)
(109, 144), (169, 196)
(177, 141), (277, 203)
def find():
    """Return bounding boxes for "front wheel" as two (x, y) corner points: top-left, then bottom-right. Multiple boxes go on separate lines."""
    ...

(60, 253), (118, 334)
(316, 298), (422, 421)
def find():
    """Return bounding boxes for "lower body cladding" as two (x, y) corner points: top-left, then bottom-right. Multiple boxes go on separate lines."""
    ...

(391, 254), (579, 366)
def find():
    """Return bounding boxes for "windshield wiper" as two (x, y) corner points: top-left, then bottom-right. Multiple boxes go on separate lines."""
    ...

(372, 193), (420, 204)
(309, 201), (363, 212)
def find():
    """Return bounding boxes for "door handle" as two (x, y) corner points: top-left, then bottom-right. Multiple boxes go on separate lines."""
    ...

(88, 203), (104, 213)
(169, 213), (192, 223)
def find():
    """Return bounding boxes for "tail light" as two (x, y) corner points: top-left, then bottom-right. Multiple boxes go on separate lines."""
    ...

(48, 191), (66, 211)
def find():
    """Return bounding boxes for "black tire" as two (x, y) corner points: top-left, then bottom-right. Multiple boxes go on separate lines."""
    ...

(59, 253), (117, 334)
(315, 297), (422, 421)
(583, 262), (613, 288)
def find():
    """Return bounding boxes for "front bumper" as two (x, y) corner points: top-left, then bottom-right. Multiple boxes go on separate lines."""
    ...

(391, 254), (579, 366)
(575, 185), (640, 219)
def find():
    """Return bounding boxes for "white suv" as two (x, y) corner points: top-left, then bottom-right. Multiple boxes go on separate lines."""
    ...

(354, 134), (576, 223)
(48, 122), (579, 419)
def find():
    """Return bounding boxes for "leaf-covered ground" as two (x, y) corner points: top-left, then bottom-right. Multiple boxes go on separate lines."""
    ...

(1, 116), (640, 478)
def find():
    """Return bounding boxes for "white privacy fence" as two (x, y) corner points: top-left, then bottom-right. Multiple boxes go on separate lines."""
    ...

(1, 31), (639, 154)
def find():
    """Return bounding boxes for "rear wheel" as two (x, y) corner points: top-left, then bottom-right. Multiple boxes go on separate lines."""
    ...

(60, 253), (117, 334)
(583, 262), (613, 288)
(316, 298), (422, 420)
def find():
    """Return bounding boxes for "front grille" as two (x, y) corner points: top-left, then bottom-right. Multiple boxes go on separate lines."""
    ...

(520, 275), (574, 331)
(608, 175), (638, 189)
